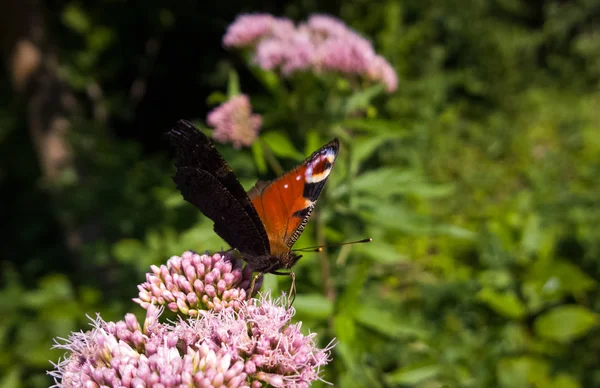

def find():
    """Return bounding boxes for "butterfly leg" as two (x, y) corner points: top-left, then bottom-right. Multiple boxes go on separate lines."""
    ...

(270, 270), (296, 308)
(287, 271), (296, 308)
(248, 272), (263, 297)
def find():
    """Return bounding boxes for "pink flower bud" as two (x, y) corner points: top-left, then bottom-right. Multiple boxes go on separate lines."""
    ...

(53, 268), (333, 388)
(135, 251), (255, 316)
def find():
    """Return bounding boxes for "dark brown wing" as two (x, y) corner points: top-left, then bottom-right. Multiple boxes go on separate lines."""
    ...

(167, 120), (269, 256)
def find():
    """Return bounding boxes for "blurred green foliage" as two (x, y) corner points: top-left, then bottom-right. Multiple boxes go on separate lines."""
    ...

(1, 0), (599, 387)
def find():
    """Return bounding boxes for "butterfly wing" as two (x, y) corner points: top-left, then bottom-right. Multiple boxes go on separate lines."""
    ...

(248, 138), (339, 255)
(168, 120), (269, 256)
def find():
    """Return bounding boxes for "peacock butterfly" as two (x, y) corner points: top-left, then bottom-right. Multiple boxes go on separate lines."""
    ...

(168, 120), (339, 297)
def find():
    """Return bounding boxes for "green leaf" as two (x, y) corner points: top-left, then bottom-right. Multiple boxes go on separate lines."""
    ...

(521, 214), (542, 256)
(335, 341), (358, 371)
(163, 191), (185, 208)
(360, 201), (442, 235)
(347, 167), (456, 199)
(478, 269), (514, 289)
(62, 4), (90, 33)
(497, 356), (580, 388)
(337, 260), (371, 312)
(354, 305), (428, 339)
(251, 141), (267, 174)
(534, 305), (599, 342)
(339, 365), (384, 388)
(112, 238), (145, 263)
(22, 275), (73, 309)
(351, 134), (404, 175)
(432, 224), (476, 240)
(304, 129), (321, 157)
(551, 261), (596, 295)
(159, 9), (175, 28)
(548, 374), (581, 388)
(333, 313), (357, 344)
(525, 258), (596, 303)
(88, 27), (114, 52)
(293, 293), (333, 318)
(477, 288), (526, 319)
(249, 65), (280, 94)
(180, 222), (225, 254)
(0, 367), (21, 388)
(342, 118), (406, 134)
(261, 132), (304, 161)
(352, 241), (408, 264)
(344, 84), (384, 114)
(386, 363), (440, 385)
(351, 168), (417, 197)
(497, 356), (549, 387)
(191, 121), (211, 136)
(206, 91), (228, 105)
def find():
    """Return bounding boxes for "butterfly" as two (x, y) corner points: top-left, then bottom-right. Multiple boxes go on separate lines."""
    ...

(168, 120), (339, 300)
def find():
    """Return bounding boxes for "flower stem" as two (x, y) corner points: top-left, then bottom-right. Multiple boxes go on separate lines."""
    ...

(316, 210), (335, 307)
(260, 139), (284, 176)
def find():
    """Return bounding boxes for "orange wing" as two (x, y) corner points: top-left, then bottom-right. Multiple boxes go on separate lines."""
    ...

(248, 139), (339, 255)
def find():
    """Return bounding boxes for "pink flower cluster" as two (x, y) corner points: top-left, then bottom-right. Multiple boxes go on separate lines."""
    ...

(223, 14), (398, 92)
(50, 294), (334, 388)
(207, 94), (263, 149)
(134, 251), (261, 316)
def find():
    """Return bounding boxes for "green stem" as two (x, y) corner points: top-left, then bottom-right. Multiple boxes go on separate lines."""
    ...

(260, 139), (284, 176)
(316, 210), (335, 308)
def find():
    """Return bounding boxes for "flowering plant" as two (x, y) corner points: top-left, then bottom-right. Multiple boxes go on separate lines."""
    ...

(223, 14), (397, 92)
(200, 13), (397, 153)
(49, 13), (392, 387)
(49, 252), (335, 387)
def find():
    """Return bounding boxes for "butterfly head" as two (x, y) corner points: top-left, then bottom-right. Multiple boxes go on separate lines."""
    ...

(279, 251), (303, 269)
(236, 250), (302, 274)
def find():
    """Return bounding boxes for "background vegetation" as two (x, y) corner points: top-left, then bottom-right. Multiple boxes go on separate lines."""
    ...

(1, 0), (599, 387)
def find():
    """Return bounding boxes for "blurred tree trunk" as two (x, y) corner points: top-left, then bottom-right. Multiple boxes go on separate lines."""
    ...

(1, 0), (83, 254)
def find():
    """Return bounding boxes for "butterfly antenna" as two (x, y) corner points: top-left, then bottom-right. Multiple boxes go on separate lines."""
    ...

(293, 238), (372, 253)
